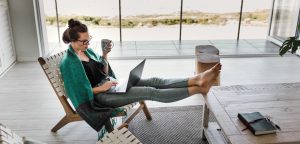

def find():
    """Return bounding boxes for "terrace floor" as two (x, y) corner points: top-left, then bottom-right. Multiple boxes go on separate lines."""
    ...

(50, 39), (284, 59)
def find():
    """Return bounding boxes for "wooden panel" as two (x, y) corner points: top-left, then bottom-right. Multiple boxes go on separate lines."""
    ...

(229, 132), (300, 144)
(226, 106), (300, 120)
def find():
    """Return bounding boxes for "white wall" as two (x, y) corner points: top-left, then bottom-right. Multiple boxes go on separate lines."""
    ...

(8, 0), (40, 61)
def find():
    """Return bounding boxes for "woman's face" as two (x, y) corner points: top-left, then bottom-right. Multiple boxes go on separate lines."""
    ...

(72, 32), (92, 51)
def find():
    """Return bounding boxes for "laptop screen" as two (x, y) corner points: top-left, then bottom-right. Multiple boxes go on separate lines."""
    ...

(126, 59), (146, 91)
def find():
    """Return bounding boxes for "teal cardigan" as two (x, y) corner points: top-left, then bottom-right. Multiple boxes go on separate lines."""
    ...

(60, 46), (117, 131)
(60, 46), (116, 108)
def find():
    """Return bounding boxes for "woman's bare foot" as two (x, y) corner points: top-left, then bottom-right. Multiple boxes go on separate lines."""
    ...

(196, 63), (221, 83)
(196, 63), (222, 95)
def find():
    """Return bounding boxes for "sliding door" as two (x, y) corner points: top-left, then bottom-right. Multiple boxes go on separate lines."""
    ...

(269, 0), (300, 42)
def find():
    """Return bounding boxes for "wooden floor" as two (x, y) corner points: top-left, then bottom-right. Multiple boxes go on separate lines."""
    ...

(1, 56), (300, 144)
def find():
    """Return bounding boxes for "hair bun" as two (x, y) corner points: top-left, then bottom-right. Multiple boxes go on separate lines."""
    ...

(68, 19), (81, 28)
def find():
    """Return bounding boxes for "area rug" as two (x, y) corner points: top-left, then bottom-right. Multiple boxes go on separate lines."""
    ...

(128, 105), (216, 144)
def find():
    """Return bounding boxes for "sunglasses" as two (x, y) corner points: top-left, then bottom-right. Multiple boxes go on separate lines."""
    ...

(77, 36), (92, 45)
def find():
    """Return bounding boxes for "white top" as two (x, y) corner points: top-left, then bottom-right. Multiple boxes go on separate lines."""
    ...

(197, 53), (220, 63)
(196, 45), (219, 54)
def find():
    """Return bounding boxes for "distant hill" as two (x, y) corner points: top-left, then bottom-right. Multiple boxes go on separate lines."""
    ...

(46, 10), (269, 28)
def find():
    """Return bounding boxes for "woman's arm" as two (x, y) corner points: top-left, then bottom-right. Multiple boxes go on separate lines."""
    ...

(101, 56), (109, 75)
(92, 81), (118, 94)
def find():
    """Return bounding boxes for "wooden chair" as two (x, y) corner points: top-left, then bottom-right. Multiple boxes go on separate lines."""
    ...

(97, 127), (142, 144)
(38, 50), (152, 132)
(0, 123), (46, 144)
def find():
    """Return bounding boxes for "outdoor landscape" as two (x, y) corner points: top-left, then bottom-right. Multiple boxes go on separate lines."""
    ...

(46, 10), (269, 28)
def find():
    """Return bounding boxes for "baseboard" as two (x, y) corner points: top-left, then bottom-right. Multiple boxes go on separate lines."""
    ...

(267, 36), (282, 46)
(17, 57), (38, 62)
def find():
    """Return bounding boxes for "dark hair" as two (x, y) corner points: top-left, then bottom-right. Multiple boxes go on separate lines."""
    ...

(62, 19), (88, 44)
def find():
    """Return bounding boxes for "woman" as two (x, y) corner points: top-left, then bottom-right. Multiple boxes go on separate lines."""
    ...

(60, 19), (221, 131)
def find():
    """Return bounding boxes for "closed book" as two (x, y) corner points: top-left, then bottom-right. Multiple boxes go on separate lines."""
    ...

(238, 112), (277, 135)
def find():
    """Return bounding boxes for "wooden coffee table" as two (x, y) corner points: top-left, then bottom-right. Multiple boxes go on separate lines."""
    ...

(202, 82), (300, 144)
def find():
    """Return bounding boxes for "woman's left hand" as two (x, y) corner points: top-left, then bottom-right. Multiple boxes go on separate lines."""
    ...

(103, 42), (113, 55)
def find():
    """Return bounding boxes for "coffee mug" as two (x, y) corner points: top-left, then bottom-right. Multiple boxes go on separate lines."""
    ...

(101, 39), (113, 51)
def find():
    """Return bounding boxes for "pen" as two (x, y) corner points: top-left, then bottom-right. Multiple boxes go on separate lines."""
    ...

(266, 117), (281, 131)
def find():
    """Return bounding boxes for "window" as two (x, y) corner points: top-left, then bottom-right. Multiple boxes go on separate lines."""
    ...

(43, 0), (60, 54)
(44, 0), (119, 54)
(182, 0), (241, 40)
(121, 0), (181, 41)
(240, 0), (272, 39)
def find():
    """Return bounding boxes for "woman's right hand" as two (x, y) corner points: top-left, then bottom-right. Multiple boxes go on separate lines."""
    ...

(101, 81), (118, 91)
(92, 81), (118, 94)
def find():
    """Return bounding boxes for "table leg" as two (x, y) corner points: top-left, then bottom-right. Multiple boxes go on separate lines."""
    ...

(202, 103), (210, 140)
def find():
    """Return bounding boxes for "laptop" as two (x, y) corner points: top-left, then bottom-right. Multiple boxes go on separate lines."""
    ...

(107, 59), (146, 93)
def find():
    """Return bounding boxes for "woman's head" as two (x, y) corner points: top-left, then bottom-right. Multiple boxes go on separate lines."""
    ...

(63, 19), (91, 51)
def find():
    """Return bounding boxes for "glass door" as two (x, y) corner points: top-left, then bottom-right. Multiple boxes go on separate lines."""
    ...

(269, 0), (300, 42)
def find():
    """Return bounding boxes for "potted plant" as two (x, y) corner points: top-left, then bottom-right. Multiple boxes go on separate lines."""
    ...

(279, 24), (300, 56)
(279, 37), (300, 56)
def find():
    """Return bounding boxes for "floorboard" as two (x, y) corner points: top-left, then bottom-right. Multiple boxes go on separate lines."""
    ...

(1, 55), (300, 143)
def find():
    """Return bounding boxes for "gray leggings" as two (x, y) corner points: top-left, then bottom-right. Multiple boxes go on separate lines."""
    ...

(94, 77), (189, 108)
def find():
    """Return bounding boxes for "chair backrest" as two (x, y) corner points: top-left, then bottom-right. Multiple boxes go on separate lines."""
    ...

(0, 123), (47, 144)
(38, 50), (76, 114)
(0, 123), (23, 144)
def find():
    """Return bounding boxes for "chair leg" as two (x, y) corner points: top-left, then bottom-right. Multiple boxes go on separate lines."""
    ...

(51, 114), (82, 132)
(51, 116), (70, 132)
(139, 101), (152, 120)
(201, 103), (209, 140)
(124, 104), (144, 124)
(117, 123), (128, 130)
(202, 103), (209, 128)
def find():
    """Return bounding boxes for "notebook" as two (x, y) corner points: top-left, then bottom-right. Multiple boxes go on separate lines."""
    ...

(237, 112), (277, 136)
(107, 59), (146, 93)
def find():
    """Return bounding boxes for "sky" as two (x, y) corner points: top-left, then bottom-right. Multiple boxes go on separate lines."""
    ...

(43, 0), (272, 17)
